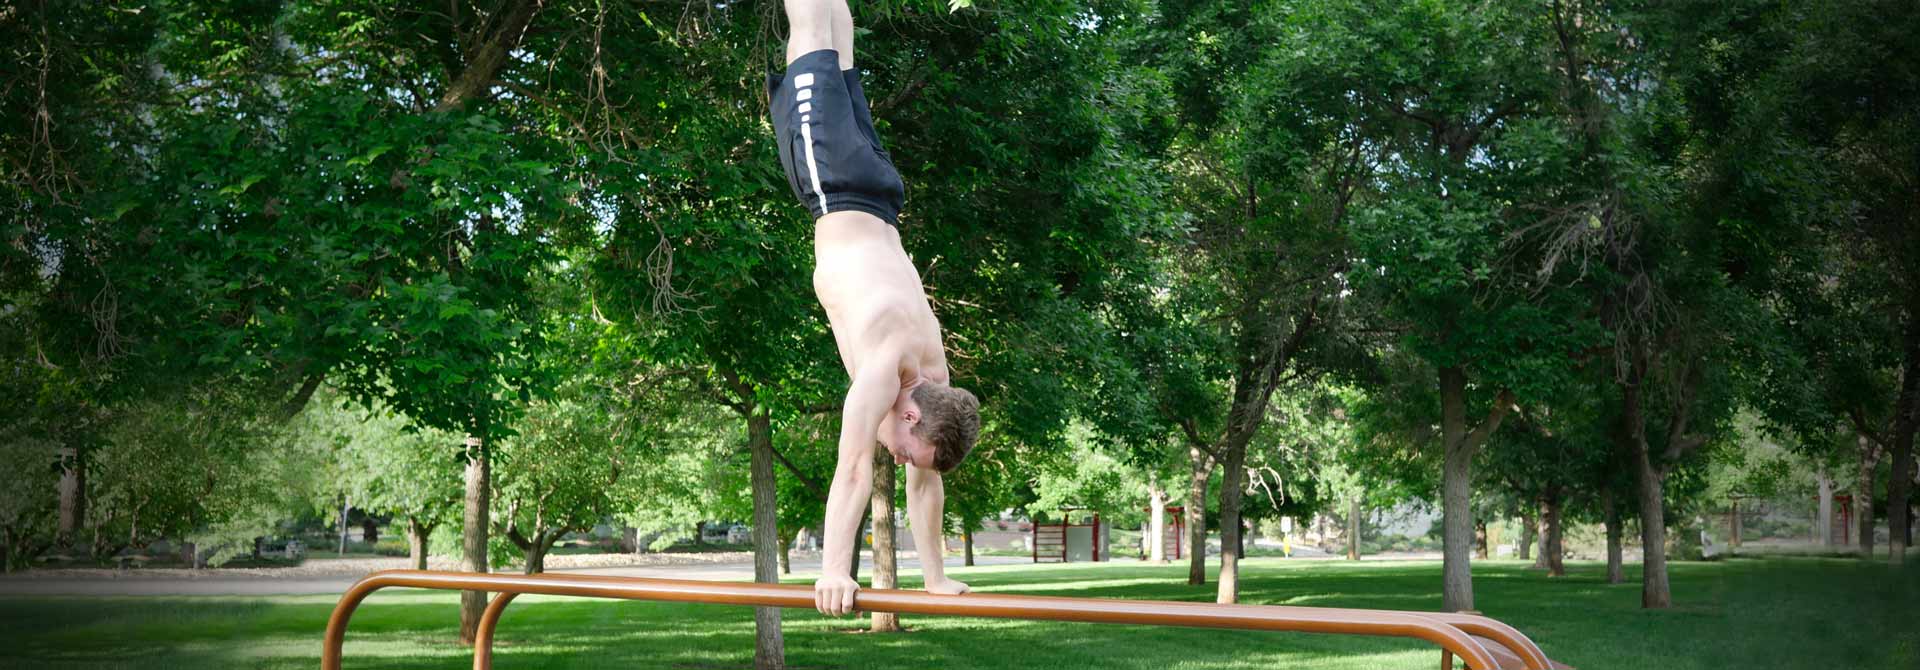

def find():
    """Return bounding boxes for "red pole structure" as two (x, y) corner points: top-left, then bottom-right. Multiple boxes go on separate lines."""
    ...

(1838, 495), (1853, 545)
(1093, 512), (1102, 562)
(322, 570), (1560, 670)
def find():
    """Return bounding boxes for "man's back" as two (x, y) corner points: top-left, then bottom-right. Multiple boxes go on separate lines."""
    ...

(812, 212), (947, 383)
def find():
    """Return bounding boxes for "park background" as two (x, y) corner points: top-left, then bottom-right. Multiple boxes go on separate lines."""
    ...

(2, 0), (1917, 667)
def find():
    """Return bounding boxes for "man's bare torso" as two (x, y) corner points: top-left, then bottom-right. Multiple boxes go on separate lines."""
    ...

(811, 212), (949, 387)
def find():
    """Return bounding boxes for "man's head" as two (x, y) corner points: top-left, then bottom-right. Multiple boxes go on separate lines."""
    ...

(881, 383), (980, 472)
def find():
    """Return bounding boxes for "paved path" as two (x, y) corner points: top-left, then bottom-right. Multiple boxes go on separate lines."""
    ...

(0, 555), (1033, 598)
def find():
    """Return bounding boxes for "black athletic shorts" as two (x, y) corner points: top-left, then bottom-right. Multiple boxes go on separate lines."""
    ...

(768, 49), (906, 225)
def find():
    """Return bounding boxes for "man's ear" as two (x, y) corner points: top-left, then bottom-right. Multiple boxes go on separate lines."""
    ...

(900, 407), (921, 425)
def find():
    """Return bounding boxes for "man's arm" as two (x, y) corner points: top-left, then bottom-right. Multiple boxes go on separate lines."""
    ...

(905, 464), (968, 595)
(815, 349), (900, 615)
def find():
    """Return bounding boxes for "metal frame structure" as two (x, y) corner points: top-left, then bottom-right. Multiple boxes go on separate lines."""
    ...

(1159, 506), (1187, 560)
(1032, 507), (1103, 563)
(322, 570), (1565, 670)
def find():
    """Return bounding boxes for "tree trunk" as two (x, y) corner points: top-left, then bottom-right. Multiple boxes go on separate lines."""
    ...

(1818, 469), (1835, 549)
(1858, 434), (1880, 559)
(1474, 520), (1489, 560)
(778, 531), (792, 575)
(1603, 488), (1625, 584)
(747, 412), (785, 669)
(1216, 439), (1248, 604)
(849, 507), (868, 582)
(56, 447), (85, 551)
(1148, 482), (1168, 563)
(1517, 511), (1535, 563)
(1542, 493), (1565, 577)
(962, 527), (975, 567)
(407, 517), (432, 570)
(362, 517), (380, 546)
(1532, 503), (1551, 570)
(522, 532), (550, 575)
(1628, 431), (1672, 608)
(458, 436), (491, 645)
(1617, 345), (1674, 609)
(1346, 497), (1362, 561)
(339, 497), (351, 556)
(1885, 320), (1920, 566)
(1439, 367), (1476, 612)
(1237, 518), (1246, 557)
(1186, 447), (1212, 585)
(869, 452), (900, 632)
(1730, 500), (1743, 547)
(622, 526), (640, 554)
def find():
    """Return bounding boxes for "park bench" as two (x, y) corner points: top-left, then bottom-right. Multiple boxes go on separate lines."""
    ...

(322, 570), (1572, 670)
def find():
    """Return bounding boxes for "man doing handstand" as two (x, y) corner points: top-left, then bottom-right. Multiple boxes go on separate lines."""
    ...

(768, 0), (982, 616)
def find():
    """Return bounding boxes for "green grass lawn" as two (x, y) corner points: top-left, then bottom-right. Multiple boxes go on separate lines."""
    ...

(1, 557), (1913, 669)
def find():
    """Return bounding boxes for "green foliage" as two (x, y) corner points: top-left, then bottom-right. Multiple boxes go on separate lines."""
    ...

(291, 390), (465, 535)
(3, 1), (1916, 600)
(1029, 423), (1153, 526)
(87, 390), (293, 565)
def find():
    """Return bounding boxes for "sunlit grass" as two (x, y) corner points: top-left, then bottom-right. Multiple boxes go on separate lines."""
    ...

(1, 558), (1912, 669)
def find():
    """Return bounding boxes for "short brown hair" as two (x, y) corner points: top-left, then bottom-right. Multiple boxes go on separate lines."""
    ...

(911, 383), (980, 472)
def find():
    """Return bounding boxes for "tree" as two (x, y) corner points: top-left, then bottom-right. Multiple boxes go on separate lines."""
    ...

(1137, 0), (1372, 603)
(1732, 0), (1920, 564)
(4, 1), (576, 640)
(1482, 406), (1611, 578)
(494, 396), (641, 573)
(297, 394), (464, 570)
(1293, 0), (1602, 612)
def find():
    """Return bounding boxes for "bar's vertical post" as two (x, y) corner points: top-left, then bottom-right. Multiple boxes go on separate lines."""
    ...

(1440, 649), (1453, 670)
(472, 592), (521, 670)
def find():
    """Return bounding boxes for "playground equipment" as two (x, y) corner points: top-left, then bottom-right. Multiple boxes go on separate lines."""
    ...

(322, 570), (1571, 670)
(1031, 507), (1105, 563)
(1148, 505), (1188, 560)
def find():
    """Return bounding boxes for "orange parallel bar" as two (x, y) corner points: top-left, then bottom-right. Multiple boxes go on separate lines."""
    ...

(323, 570), (1540, 670)
(1426, 612), (1553, 670)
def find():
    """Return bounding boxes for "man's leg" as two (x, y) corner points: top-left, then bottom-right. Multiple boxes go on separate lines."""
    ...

(831, 0), (855, 70)
(774, 0), (903, 225)
(784, 0), (834, 65)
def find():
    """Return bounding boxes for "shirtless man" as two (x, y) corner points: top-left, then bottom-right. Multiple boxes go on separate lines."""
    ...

(768, 0), (982, 617)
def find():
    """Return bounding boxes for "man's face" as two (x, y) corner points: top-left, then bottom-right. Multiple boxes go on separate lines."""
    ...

(879, 400), (935, 469)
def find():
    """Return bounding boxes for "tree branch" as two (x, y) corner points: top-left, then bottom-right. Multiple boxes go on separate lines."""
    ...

(277, 370), (326, 421)
(435, 0), (543, 112)
(1849, 407), (1886, 447)
(873, 65), (932, 115)
(1662, 434), (1709, 467)
(504, 520), (533, 551)
(770, 445), (826, 501)
(1463, 389), (1518, 450)
(1179, 418), (1220, 461)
